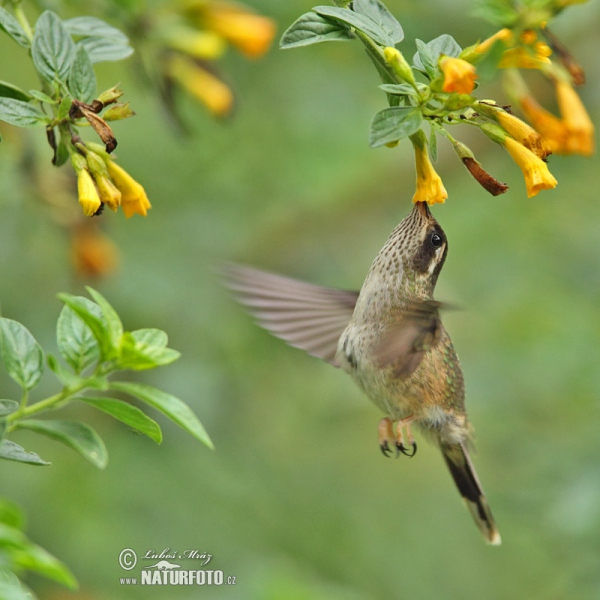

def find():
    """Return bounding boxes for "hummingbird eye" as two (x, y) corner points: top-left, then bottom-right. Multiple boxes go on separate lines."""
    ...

(430, 231), (443, 248)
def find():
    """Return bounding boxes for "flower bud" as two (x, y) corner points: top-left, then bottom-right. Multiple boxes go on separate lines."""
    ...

(383, 47), (416, 86)
(97, 86), (124, 106)
(102, 102), (136, 121)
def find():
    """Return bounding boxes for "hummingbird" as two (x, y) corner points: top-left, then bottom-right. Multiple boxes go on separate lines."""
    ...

(222, 201), (500, 545)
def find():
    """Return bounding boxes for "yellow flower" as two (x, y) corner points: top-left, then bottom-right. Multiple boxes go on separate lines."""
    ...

(165, 54), (233, 117)
(190, 3), (276, 58)
(504, 137), (557, 197)
(162, 28), (226, 60)
(105, 160), (151, 218)
(555, 79), (595, 156)
(85, 150), (121, 211)
(72, 223), (119, 279)
(494, 110), (550, 159)
(440, 57), (477, 94)
(498, 44), (551, 69)
(519, 95), (569, 154)
(76, 169), (102, 217)
(412, 143), (448, 205)
(475, 28), (512, 54)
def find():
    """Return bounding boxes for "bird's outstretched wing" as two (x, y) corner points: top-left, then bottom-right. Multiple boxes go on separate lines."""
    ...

(220, 263), (359, 365)
(373, 300), (445, 379)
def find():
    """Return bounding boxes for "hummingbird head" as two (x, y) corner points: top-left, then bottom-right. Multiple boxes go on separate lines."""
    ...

(367, 201), (448, 299)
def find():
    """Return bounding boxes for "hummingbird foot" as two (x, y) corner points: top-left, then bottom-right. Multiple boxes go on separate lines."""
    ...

(395, 417), (417, 458)
(378, 418), (395, 458)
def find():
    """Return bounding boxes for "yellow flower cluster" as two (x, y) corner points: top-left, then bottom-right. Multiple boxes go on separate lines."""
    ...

(161, 1), (276, 117)
(71, 145), (151, 218)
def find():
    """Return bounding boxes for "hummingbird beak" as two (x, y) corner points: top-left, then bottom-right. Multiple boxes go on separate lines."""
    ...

(415, 201), (431, 219)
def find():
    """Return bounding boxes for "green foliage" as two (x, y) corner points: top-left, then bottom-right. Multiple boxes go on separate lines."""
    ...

(0, 500), (77, 597)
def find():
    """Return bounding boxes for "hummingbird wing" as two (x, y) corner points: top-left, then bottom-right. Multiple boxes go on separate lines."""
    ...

(373, 300), (444, 379)
(220, 263), (359, 365)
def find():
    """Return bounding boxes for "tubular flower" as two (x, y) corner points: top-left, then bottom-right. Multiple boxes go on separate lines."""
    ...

(494, 110), (550, 159)
(475, 28), (512, 54)
(86, 150), (121, 211)
(440, 57), (478, 94)
(518, 95), (569, 153)
(72, 224), (119, 279)
(104, 160), (152, 218)
(412, 142), (448, 205)
(165, 54), (233, 117)
(76, 169), (102, 217)
(498, 43), (552, 69)
(555, 79), (595, 156)
(503, 137), (557, 197)
(162, 28), (226, 60)
(191, 3), (276, 58)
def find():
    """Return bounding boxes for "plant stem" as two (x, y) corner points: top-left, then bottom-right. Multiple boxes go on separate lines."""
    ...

(13, 3), (34, 43)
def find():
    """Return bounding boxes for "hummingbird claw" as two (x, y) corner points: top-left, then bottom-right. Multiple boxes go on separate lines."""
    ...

(380, 440), (393, 457)
(395, 442), (405, 458)
(395, 441), (417, 458)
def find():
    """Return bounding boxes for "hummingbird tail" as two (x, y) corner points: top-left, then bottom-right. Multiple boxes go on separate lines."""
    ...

(440, 441), (501, 545)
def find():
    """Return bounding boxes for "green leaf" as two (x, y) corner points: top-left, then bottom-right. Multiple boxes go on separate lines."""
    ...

(56, 95), (72, 121)
(56, 301), (100, 374)
(57, 294), (113, 361)
(15, 420), (108, 469)
(0, 6), (30, 48)
(118, 330), (181, 371)
(0, 440), (50, 465)
(0, 419), (5, 441)
(0, 569), (33, 600)
(68, 45), (96, 103)
(0, 499), (24, 529)
(0, 523), (78, 589)
(413, 34), (462, 79)
(312, 6), (395, 47)
(79, 396), (162, 443)
(0, 98), (46, 127)
(46, 354), (83, 388)
(110, 382), (213, 449)
(28, 89), (56, 104)
(429, 125), (438, 162)
(0, 401), (18, 417)
(64, 17), (129, 45)
(85, 287), (123, 354)
(0, 318), (44, 391)
(0, 82), (30, 102)
(76, 38), (134, 64)
(352, 0), (403, 45)
(280, 11), (354, 49)
(31, 11), (75, 83)
(369, 107), (423, 147)
(472, 0), (519, 27)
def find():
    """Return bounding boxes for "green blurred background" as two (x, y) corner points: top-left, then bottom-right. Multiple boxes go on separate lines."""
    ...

(1, 0), (600, 598)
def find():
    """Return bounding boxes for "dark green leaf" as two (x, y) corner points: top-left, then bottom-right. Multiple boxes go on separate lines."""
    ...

(369, 107), (423, 147)
(0, 419), (5, 441)
(57, 294), (113, 361)
(31, 11), (75, 83)
(85, 287), (123, 353)
(0, 6), (30, 48)
(413, 35), (462, 79)
(0, 81), (30, 102)
(429, 125), (438, 162)
(56, 301), (100, 374)
(0, 400), (18, 417)
(280, 11), (354, 49)
(379, 83), (417, 95)
(16, 420), (107, 469)
(110, 382), (213, 449)
(76, 38), (133, 64)
(64, 17), (129, 44)
(68, 45), (96, 103)
(54, 137), (69, 167)
(79, 396), (162, 443)
(28, 89), (55, 104)
(312, 6), (394, 47)
(352, 0), (403, 45)
(0, 98), (46, 127)
(0, 440), (50, 465)
(0, 318), (44, 391)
